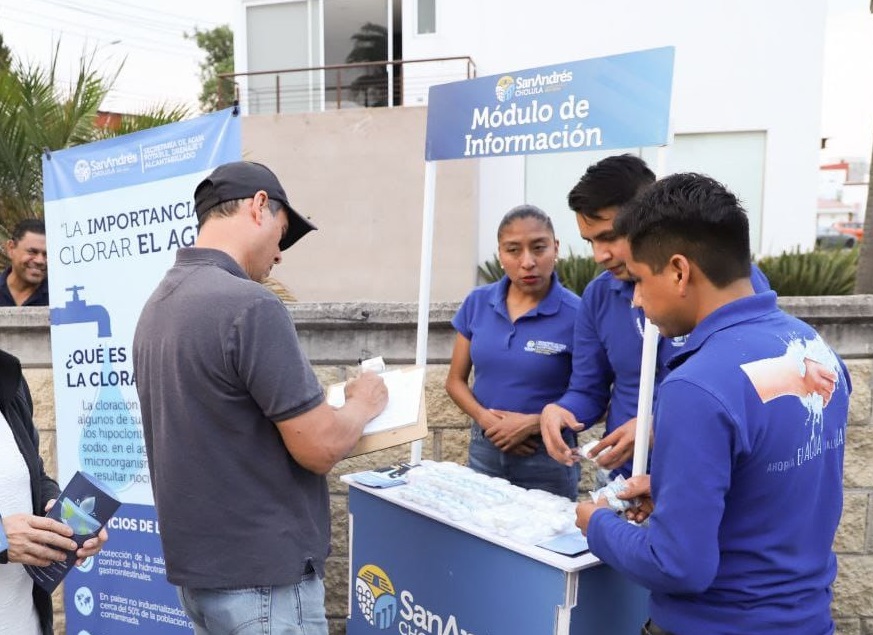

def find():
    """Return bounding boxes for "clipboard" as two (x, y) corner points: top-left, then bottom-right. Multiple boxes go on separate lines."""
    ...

(327, 366), (428, 458)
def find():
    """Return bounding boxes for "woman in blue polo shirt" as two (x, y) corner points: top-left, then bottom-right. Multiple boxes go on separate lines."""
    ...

(446, 205), (581, 500)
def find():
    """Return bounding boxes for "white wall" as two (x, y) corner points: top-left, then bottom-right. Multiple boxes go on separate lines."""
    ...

(402, 0), (827, 259)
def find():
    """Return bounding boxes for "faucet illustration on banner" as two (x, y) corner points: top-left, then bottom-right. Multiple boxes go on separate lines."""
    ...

(50, 286), (112, 338)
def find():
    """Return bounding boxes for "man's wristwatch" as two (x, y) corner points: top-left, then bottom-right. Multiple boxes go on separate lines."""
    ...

(0, 513), (8, 564)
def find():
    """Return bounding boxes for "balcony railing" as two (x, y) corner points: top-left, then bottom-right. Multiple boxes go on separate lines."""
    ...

(217, 56), (477, 115)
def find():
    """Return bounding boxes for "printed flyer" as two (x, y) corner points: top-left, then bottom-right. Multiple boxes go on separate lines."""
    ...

(25, 471), (120, 593)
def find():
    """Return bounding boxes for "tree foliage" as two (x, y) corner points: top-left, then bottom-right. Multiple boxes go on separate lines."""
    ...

(346, 22), (389, 64)
(346, 22), (389, 107)
(0, 47), (113, 235)
(480, 248), (859, 296)
(478, 251), (602, 294)
(0, 33), (11, 71)
(0, 40), (188, 242)
(185, 25), (234, 112)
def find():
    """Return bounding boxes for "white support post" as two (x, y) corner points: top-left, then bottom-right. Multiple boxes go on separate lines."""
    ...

(632, 319), (659, 476)
(410, 161), (437, 465)
(631, 144), (668, 477)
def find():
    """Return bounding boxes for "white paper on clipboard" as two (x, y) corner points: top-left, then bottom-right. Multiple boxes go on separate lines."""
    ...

(327, 367), (425, 436)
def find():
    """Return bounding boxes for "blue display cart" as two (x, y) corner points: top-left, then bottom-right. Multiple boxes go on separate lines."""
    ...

(344, 477), (649, 635)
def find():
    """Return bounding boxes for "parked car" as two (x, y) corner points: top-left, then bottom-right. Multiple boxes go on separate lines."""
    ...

(832, 220), (864, 242)
(817, 226), (856, 249)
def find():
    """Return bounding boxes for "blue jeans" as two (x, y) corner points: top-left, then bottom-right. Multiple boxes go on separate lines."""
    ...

(178, 573), (328, 635)
(468, 423), (581, 500)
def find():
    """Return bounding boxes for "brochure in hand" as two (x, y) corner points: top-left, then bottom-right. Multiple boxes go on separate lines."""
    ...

(25, 471), (121, 593)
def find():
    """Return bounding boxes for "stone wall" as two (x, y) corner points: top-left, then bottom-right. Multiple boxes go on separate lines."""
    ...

(2, 296), (871, 634)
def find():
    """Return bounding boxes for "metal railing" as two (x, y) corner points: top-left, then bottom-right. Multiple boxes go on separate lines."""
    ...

(217, 56), (477, 115)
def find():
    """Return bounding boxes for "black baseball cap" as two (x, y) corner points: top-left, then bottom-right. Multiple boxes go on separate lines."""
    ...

(194, 161), (317, 250)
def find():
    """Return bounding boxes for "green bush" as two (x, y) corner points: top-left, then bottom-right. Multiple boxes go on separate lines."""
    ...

(476, 255), (504, 286)
(755, 247), (858, 296)
(477, 251), (601, 295)
(555, 251), (602, 295)
(479, 247), (858, 297)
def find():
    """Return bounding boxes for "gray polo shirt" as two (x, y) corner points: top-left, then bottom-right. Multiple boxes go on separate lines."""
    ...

(133, 248), (327, 588)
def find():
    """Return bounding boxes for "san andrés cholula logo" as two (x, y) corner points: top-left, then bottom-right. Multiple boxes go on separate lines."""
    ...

(356, 564), (397, 629)
(73, 151), (139, 183)
(355, 563), (477, 634)
(495, 76), (515, 102)
(495, 69), (573, 102)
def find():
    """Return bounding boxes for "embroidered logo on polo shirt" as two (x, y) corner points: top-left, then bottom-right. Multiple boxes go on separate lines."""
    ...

(670, 335), (688, 347)
(524, 340), (567, 355)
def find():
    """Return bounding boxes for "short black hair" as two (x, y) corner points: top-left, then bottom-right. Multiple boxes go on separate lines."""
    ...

(567, 154), (655, 220)
(497, 204), (555, 240)
(614, 173), (752, 288)
(11, 219), (45, 242)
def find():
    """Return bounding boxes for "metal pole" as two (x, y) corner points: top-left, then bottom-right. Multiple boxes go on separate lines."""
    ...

(631, 145), (669, 477)
(386, 0), (394, 107)
(410, 161), (437, 465)
(631, 320), (659, 476)
(400, 69), (405, 106)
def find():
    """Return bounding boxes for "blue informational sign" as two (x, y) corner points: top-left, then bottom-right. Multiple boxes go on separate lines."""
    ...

(346, 487), (650, 635)
(43, 109), (240, 201)
(425, 47), (674, 161)
(42, 108), (241, 634)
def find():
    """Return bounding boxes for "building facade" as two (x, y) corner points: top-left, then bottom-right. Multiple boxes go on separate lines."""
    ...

(232, 0), (827, 302)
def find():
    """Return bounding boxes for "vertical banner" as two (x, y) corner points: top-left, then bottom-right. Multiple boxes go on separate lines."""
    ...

(42, 108), (241, 634)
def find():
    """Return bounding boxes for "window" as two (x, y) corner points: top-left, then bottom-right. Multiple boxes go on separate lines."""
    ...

(245, 0), (322, 114)
(417, 0), (435, 34)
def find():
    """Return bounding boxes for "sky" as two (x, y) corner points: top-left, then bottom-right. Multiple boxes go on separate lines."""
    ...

(821, 0), (873, 162)
(0, 0), (871, 163)
(0, 0), (236, 113)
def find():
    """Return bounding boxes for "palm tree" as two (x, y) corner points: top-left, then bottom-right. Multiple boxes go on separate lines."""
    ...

(0, 33), (11, 71)
(345, 22), (390, 107)
(0, 49), (107, 230)
(0, 45), (188, 241)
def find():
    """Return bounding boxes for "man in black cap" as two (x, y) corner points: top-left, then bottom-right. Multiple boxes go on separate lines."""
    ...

(133, 161), (388, 635)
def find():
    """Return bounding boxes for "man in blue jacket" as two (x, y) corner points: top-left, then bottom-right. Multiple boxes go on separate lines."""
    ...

(541, 155), (769, 481)
(576, 173), (850, 635)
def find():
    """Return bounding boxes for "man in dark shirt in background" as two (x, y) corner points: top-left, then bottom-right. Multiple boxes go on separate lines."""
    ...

(0, 220), (48, 307)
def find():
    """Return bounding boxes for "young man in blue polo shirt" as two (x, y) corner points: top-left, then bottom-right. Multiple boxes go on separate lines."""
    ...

(576, 173), (850, 635)
(541, 155), (769, 480)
